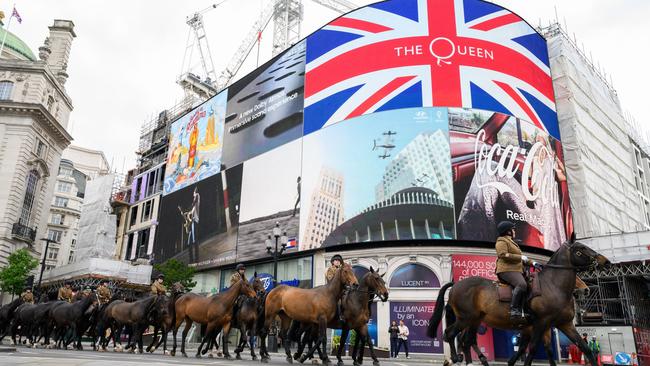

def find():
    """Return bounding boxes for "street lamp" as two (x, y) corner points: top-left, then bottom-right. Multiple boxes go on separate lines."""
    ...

(38, 237), (58, 288)
(265, 222), (288, 287)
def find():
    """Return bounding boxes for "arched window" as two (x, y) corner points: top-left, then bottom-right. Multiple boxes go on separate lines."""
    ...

(352, 265), (369, 281)
(389, 263), (440, 288)
(0, 80), (14, 100)
(19, 170), (40, 225)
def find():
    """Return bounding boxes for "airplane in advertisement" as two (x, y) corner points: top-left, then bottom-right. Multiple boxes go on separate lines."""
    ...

(378, 153), (391, 159)
(383, 130), (397, 136)
(372, 139), (396, 151)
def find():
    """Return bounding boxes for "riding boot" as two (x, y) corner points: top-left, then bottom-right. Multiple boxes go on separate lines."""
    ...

(509, 288), (525, 320)
(337, 301), (345, 323)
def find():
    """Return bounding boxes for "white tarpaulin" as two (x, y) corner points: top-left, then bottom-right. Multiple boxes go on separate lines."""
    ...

(74, 174), (118, 260)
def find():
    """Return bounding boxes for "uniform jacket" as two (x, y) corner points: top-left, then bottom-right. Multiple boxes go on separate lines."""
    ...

(230, 272), (243, 286)
(151, 281), (167, 296)
(58, 287), (73, 302)
(496, 235), (526, 273)
(325, 265), (339, 283)
(97, 285), (112, 304)
(20, 292), (34, 304)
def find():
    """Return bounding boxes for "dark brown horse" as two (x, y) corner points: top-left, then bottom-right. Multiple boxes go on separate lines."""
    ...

(50, 292), (98, 349)
(292, 267), (390, 366)
(0, 298), (23, 341)
(259, 263), (359, 365)
(428, 241), (609, 366)
(146, 282), (185, 354)
(100, 294), (164, 353)
(232, 275), (265, 360)
(171, 276), (257, 358)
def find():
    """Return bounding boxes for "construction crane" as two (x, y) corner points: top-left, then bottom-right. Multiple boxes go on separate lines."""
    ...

(178, 2), (226, 102)
(182, 0), (358, 99)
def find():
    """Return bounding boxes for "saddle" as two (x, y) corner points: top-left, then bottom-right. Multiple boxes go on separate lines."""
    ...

(496, 271), (542, 302)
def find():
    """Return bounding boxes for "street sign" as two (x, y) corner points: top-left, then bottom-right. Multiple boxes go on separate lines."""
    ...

(615, 352), (632, 365)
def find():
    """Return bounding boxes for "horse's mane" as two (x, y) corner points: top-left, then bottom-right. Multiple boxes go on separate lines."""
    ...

(546, 242), (570, 265)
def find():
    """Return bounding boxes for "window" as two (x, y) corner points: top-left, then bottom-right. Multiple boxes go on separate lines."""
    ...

(129, 206), (139, 226)
(58, 167), (73, 177)
(0, 81), (13, 100)
(141, 200), (152, 222)
(19, 170), (40, 225)
(47, 229), (62, 242)
(71, 239), (76, 248)
(124, 233), (134, 260)
(136, 229), (150, 258)
(36, 140), (47, 159)
(68, 251), (75, 264)
(56, 181), (72, 193)
(54, 196), (69, 207)
(47, 247), (59, 260)
(50, 213), (64, 225)
(45, 265), (55, 271)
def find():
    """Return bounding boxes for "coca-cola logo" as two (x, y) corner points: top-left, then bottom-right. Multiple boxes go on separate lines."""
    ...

(473, 129), (560, 208)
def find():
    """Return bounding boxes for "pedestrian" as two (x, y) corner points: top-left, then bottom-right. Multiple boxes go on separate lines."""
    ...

(388, 320), (399, 358)
(395, 320), (410, 359)
(588, 336), (600, 363)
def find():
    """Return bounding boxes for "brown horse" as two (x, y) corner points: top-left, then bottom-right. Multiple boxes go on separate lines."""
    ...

(428, 241), (609, 366)
(171, 276), (257, 358)
(50, 292), (98, 349)
(232, 275), (265, 360)
(292, 267), (390, 366)
(259, 263), (359, 365)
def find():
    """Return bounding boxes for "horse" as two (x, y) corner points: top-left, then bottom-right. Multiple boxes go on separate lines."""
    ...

(231, 275), (265, 360)
(0, 298), (23, 341)
(99, 294), (164, 353)
(291, 267), (390, 366)
(427, 241), (609, 366)
(50, 292), (98, 349)
(259, 263), (359, 365)
(31, 299), (65, 348)
(146, 282), (185, 354)
(10, 302), (41, 346)
(171, 276), (257, 358)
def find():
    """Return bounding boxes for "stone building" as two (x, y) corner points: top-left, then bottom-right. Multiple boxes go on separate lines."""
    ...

(0, 20), (76, 302)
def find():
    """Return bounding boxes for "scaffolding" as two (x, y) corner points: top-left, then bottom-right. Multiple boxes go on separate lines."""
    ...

(577, 262), (650, 328)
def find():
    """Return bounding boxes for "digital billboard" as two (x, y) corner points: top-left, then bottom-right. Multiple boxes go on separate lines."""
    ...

(155, 0), (569, 266)
(222, 40), (305, 169)
(163, 92), (227, 195)
(449, 107), (572, 250)
(304, 0), (559, 141)
(155, 165), (242, 268)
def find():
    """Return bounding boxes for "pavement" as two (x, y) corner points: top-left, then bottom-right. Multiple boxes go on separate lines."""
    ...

(0, 343), (575, 366)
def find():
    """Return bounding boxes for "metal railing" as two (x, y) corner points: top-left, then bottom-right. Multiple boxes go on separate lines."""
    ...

(12, 222), (36, 243)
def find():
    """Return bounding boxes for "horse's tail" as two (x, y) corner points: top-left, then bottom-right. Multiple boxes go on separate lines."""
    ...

(426, 281), (453, 338)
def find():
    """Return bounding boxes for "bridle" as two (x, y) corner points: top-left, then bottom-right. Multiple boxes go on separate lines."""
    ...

(542, 243), (599, 271)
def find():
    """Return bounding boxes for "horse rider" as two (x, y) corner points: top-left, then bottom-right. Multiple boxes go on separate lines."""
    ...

(326, 254), (346, 323)
(58, 281), (73, 302)
(20, 287), (34, 304)
(151, 274), (167, 296)
(230, 264), (247, 321)
(495, 221), (542, 320)
(97, 280), (112, 306)
(83, 285), (93, 296)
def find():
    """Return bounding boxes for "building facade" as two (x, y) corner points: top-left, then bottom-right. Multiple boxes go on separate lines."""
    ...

(301, 168), (345, 250)
(0, 20), (75, 303)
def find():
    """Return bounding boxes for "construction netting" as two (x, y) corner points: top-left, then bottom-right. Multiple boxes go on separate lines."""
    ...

(73, 173), (118, 261)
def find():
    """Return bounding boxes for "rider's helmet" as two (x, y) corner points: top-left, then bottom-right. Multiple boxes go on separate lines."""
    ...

(496, 221), (516, 236)
(330, 254), (343, 264)
(24, 287), (31, 292)
(157, 273), (165, 279)
(236, 263), (246, 271)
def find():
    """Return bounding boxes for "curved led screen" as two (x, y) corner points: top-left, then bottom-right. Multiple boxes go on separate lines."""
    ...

(154, 0), (570, 269)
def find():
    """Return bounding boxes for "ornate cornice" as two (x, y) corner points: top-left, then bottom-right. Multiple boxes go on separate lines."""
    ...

(0, 101), (73, 145)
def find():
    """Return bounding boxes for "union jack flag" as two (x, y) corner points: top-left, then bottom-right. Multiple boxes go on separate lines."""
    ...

(304, 0), (559, 140)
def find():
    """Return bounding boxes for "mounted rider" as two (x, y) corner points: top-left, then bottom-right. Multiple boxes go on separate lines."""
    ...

(20, 287), (34, 304)
(151, 274), (167, 296)
(231, 263), (247, 322)
(326, 254), (346, 323)
(97, 279), (112, 305)
(495, 221), (542, 320)
(58, 281), (73, 302)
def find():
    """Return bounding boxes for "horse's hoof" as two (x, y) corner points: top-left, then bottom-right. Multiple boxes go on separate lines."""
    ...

(236, 354), (242, 360)
(196, 354), (202, 359)
(182, 352), (188, 358)
(337, 361), (344, 366)
(208, 353), (214, 359)
(224, 355), (233, 360)
(261, 357), (270, 363)
(299, 356), (308, 364)
(169, 351), (175, 357)
(287, 356), (295, 364)
(353, 362), (360, 366)
(253, 356), (259, 361)
(372, 361), (379, 366)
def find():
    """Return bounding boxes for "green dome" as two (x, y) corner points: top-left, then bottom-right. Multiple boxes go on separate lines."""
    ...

(0, 27), (36, 61)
